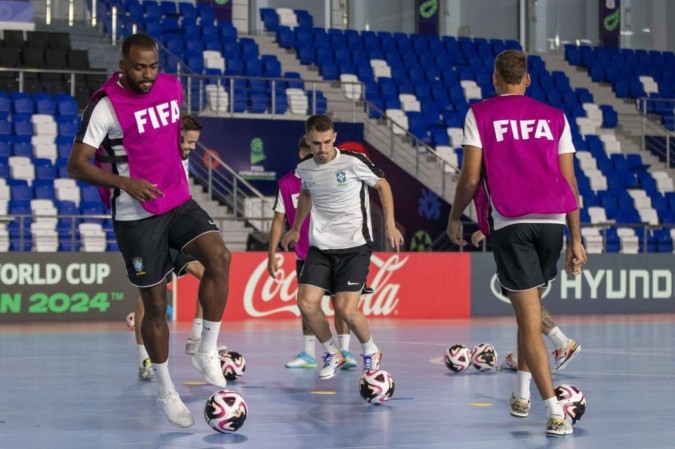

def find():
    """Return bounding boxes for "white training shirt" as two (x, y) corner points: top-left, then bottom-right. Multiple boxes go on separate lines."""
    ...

(462, 104), (576, 230)
(296, 148), (383, 250)
(78, 96), (152, 221)
(272, 172), (301, 215)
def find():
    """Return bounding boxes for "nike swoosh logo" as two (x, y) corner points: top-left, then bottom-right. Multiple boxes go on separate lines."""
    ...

(208, 220), (216, 226)
(203, 326), (210, 331)
(347, 281), (360, 286)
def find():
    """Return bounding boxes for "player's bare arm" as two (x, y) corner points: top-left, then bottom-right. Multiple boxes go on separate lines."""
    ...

(374, 179), (403, 252)
(268, 212), (286, 277)
(68, 141), (164, 202)
(447, 145), (483, 246)
(559, 152), (586, 275)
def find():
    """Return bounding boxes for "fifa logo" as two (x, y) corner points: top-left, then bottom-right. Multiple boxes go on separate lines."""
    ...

(492, 119), (554, 142)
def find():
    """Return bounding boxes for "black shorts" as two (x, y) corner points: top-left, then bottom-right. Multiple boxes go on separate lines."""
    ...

(490, 223), (564, 294)
(299, 245), (372, 295)
(170, 248), (197, 277)
(113, 199), (219, 287)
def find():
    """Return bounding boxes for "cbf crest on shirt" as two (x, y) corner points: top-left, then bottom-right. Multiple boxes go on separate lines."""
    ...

(296, 149), (384, 250)
(335, 169), (347, 186)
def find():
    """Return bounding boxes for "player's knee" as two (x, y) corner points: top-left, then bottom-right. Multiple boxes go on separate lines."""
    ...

(297, 297), (318, 315)
(203, 245), (231, 274)
(334, 303), (357, 323)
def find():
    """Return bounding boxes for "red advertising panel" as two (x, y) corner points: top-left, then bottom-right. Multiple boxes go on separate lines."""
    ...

(174, 252), (470, 321)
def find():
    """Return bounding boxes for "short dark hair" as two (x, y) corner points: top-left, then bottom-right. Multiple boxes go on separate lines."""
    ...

(121, 33), (157, 60)
(298, 136), (310, 150)
(494, 50), (527, 85)
(305, 115), (334, 134)
(182, 115), (203, 132)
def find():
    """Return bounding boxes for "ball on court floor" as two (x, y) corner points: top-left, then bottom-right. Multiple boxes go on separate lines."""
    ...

(359, 369), (395, 404)
(219, 350), (246, 381)
(444, 344), (473, 372)
(471, 343), (498, 371)
(555, 384), (586, 424)
(125, 312), (134, 330)
(204, 389), (248, 433)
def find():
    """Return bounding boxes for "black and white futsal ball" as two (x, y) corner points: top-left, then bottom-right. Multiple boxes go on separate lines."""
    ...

(359, 369), (395, 404)
(219, 350), (246, 381)
(204, 390), (248, 433)
(444, 344), (473, 372)
(471, 343), (498, 371)
(555, 384), (586, 424)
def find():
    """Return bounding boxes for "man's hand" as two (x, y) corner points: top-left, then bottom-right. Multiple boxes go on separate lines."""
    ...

(120, 178), (164, 202)
(281, 229), (300, 252)
(267, 253), (280, 278)
(447, 218), (467, 246)
(385, 224), (404, 253)
(565, 240), (587, 276)
(471, 230), (485, 247)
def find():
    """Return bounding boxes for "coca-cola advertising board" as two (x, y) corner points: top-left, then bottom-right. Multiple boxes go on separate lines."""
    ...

(173, 252), (470, 321)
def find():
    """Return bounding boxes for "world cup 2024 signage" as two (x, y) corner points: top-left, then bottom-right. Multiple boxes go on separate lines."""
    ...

(174, 252), (471, 321)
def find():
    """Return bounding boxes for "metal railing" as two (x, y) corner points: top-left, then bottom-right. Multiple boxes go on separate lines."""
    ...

(188, 141), (272, 231)
(0, 214), (263, 252)
(637, 97), (675, 169)
(0, 67), (111, 97)
(442, 221), (675, 254)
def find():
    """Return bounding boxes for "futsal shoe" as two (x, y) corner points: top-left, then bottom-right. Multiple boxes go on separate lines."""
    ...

(341, 350), (358, 370)
(318, 352), (346, 379)
(362, 350), (382, 372)
(509, 394), (530, 418)
(499, 353), (518, 371)
(546, 415), (573, 437)
(552, 340), (581, 372)
(157, 391), (194, 428)
(138, 358), (155, 381)
(192, 351), (227, 388)
(285, 351), (317, 368)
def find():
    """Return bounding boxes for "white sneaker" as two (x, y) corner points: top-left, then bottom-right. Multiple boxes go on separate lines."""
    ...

(546, 415), (573, 437)
(192, 351), (227, 388)
(552, 340), (581, 372)
(157, 391), (194, 428)
(499, 353), (518, 371)
(362, 350), (382, 372)
(185, 337), (201, 355)
(138, 358), (155, 382)
(285, 351), (317, 368)
(318, 352), (346, 379)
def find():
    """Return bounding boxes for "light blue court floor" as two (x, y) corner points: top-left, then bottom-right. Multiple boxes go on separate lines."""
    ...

(1, 315), (675, 449)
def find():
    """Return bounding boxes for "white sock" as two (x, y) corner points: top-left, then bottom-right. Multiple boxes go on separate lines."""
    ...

(544, 397), (564, 418)
(138, 344), (149, 366)
(320, 337), (340, 354)
(513, 370), (532, 400)
(337, 334), (351, 352)
(547, 327), (569, 348)
(303, 335), (315, 357)
(153, 360), (175, 397)
(199, 319), (221, 353)
(361, 337), (378, 355)
(189, 319), (203, 340)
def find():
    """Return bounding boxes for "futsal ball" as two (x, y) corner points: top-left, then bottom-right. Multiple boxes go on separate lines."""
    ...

(555, 384), (586, 424)
(125, 312), (134, 330)
(204, 390), (248, 433)
(219, 350), (246, 381)
(444, 344), (473, 372)
(359, 369), (395, 404)
(471, 343), (498, 371)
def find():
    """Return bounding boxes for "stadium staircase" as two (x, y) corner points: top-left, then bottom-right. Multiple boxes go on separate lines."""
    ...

(539, 52), (669, 172)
